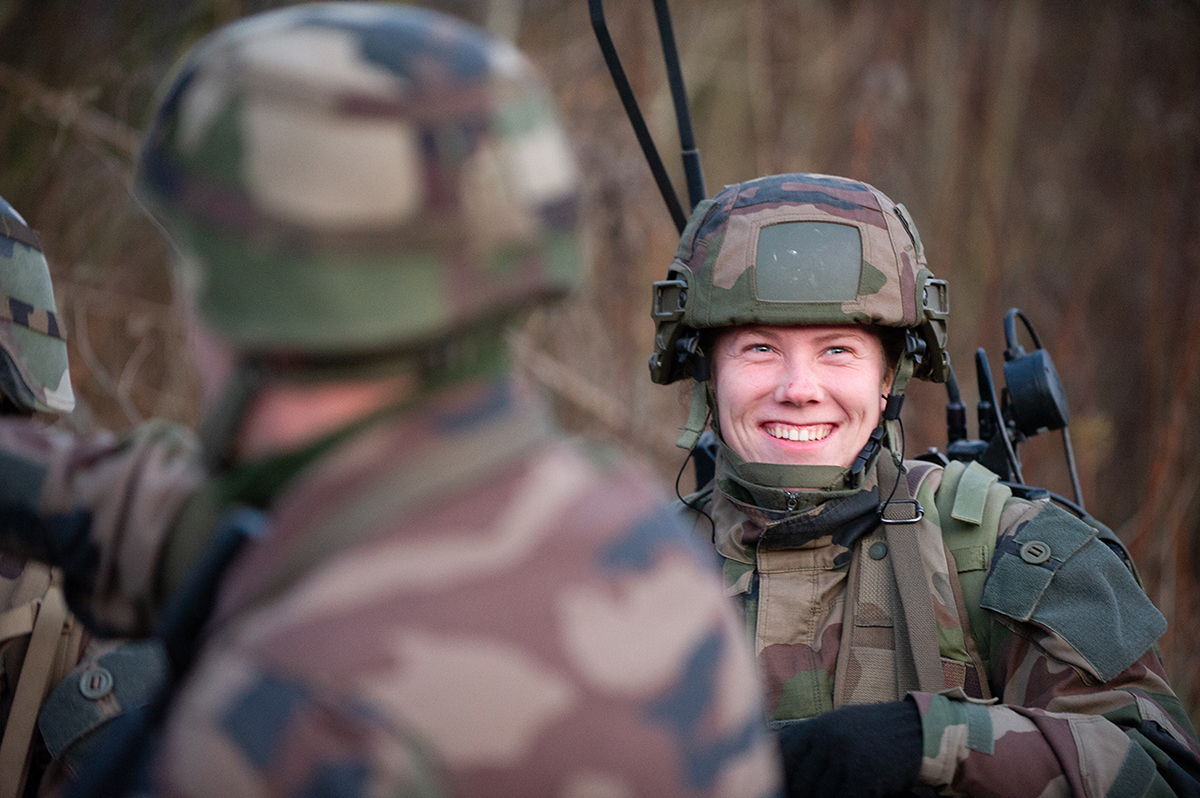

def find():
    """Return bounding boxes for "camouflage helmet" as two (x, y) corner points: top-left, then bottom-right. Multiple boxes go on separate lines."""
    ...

(0, 197), (74, 414)
(137, 2), (579, 357)
(650, 173), (949, 387)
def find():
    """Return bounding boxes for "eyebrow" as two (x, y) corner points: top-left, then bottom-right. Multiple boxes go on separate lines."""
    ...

(728, 327), (783, 346)
(726, 325), (870, 348)
(809, 329), (871, 345)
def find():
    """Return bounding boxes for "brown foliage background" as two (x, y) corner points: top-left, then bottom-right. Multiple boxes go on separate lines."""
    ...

(1, 0), (1197, 726)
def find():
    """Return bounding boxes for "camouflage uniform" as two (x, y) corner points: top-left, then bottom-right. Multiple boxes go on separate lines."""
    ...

(655, 173), (1200, 796)
(1, 6), (781, 796)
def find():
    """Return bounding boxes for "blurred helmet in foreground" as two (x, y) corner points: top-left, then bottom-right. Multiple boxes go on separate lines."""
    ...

(651, 173), (949, 388)
(0, 197), (74, 414)
(137, 2), (579, 358)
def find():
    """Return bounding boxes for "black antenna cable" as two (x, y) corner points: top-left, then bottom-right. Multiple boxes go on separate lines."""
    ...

(651, 0), (706, 210)
(589, 0), (707, 231)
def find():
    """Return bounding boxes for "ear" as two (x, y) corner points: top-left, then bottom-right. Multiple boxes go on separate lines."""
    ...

(881, 361), (897, 397)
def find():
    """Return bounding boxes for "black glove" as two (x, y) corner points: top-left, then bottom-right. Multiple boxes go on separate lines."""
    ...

(777, 699), (924, 798)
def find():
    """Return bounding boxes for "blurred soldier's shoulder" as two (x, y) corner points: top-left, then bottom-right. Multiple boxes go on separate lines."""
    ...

(156, 383), (778, 796)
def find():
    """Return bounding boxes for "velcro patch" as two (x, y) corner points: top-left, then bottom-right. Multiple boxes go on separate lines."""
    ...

(981, 502), (1166, 681)
(950, 461), (998, 525)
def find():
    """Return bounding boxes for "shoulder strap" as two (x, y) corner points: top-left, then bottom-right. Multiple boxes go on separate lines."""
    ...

(933, 460), (1013, 669)
(834, 458), (945, 708)
(877, 456), (944, 694)
(0, 574), (71, 798)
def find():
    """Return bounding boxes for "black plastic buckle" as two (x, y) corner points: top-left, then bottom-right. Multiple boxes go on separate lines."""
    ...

(849, 427), (883, 476)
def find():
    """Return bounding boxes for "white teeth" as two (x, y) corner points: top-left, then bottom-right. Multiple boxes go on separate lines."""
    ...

(768, 424), (831, 442)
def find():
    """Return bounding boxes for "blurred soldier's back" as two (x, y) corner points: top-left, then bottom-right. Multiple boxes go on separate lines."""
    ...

(0, 5), (782, 796)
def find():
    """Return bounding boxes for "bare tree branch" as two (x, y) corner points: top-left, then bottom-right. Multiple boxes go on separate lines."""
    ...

(0, 62), (139, 159)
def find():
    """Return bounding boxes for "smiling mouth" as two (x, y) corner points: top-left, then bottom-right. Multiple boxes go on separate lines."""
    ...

(765, 423), (833, 443)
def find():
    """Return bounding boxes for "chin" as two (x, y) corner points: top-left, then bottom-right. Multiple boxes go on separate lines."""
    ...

(758, 448), (821, 467)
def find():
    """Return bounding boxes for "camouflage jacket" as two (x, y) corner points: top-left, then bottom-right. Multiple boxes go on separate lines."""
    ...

(0, 380), (782, 797)
(685, 454), (1200, 797)
(1, 415), (186, 797)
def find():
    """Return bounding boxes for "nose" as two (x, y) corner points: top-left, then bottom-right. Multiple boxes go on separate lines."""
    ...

(775, 361), (823, 405)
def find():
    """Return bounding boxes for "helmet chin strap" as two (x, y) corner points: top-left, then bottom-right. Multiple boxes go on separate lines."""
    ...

(879, 354), (915, 468)
(677, 379), (710, 450)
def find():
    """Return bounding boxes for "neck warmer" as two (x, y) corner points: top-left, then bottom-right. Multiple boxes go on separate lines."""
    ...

(715, 444), (885, 552)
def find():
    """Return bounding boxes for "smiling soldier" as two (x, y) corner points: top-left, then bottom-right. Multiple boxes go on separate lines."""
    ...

(651, 172), (1200, 797)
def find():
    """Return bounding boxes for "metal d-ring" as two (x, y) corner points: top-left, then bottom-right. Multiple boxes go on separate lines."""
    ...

(880, 499), (924, 524)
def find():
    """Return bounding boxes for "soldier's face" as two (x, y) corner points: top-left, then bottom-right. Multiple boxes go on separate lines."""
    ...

(712, 324), (891, 469)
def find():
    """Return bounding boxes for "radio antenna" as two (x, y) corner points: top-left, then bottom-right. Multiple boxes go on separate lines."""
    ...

(589, 0), (706, 231)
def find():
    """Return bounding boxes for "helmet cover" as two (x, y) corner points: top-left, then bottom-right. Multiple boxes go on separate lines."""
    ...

(0, 197), (74, 413)
(651, 173), (948, 385)
(138, 2), (579, 356)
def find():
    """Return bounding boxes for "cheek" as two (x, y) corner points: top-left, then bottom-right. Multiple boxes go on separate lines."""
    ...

(711, 364), (759, 432)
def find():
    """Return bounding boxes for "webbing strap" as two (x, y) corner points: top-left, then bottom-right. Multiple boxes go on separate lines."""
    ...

(951, 461), (999, 525)
(832, 531), (867, 708)
(943, 541), (993, 700)
(676, 380), (709, 450)
(0, 583), (67, 798)
(0, 603), (35, 645)
(882, 357), (914, 465)
(878, 456), (944, 694)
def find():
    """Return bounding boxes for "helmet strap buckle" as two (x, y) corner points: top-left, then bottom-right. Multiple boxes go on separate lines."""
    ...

(883, 394), (904, 421)
(849, 426), (884, 476)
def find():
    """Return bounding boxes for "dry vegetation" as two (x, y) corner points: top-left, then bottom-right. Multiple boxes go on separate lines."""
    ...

(1, 0), (1197, 726)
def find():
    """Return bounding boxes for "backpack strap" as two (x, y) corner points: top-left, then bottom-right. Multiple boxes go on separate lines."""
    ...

(933, 460), (1016, 669)
(834, 457), (945, 708)
(835, 459), (1003, 708)
(940, 540), (993, 701)
(877, 456), (944, 694)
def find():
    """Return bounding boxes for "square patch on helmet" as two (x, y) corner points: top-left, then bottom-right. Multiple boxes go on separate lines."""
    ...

(754, 222), (861, 303)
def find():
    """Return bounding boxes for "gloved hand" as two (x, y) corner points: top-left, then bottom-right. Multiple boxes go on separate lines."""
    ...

(776, 699), (924, 798)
